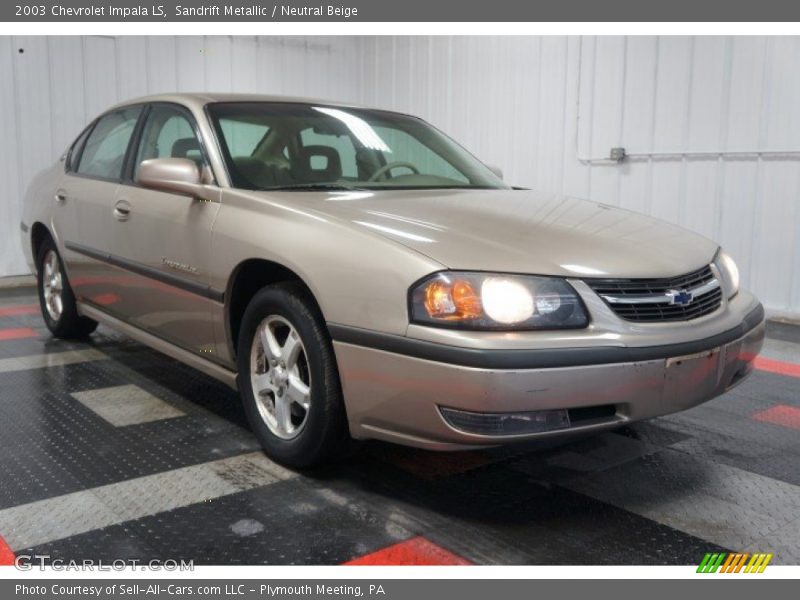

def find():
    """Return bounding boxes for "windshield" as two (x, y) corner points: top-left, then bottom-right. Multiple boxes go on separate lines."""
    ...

(207, 102), (508, 191)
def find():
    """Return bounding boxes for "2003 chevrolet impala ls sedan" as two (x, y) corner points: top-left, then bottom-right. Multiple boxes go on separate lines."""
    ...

(21, 94), (765, 467)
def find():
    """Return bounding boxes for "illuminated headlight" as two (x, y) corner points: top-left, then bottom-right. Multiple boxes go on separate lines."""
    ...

(410, 271), (589, 330)
(481, 277), (534, 324)
(715, 249), (740, 299)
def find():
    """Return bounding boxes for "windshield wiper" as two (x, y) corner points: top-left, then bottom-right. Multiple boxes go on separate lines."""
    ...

(261, 183), (369, 192)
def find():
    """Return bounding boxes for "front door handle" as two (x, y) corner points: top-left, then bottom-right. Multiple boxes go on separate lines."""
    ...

(55, 189), (68, 204)
(114, 199), (132, 221)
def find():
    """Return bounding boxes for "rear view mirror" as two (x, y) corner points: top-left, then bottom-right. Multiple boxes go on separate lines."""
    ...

(138, 158), (210, 199)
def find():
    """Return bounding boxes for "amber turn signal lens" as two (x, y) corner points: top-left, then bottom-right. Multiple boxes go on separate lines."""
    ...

(452, 280), (482, 318)
(423, 281), (453, 317)
(423, 279), (482, 320)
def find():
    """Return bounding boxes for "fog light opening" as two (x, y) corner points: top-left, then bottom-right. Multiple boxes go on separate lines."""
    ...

(439, 406), (571, 436)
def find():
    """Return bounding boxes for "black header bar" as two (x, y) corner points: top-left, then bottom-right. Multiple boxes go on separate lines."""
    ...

(4, 0), (800, 22)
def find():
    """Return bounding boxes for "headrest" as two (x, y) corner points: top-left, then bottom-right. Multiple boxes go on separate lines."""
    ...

(171, 138), (202, 161)
(293, 145), (342, 182)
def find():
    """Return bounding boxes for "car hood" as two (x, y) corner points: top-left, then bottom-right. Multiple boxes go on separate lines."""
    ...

(262, 188), (719, 278)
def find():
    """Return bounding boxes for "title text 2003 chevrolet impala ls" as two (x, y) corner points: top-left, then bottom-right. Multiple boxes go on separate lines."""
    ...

(21, 94), (764, 467)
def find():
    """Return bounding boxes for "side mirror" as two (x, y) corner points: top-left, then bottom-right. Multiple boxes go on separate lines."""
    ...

(138, 158), (210, 199)
(486, 163), (503, 180)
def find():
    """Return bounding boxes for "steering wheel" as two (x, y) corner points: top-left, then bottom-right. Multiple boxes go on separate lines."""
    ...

(368, 161), (420, 182)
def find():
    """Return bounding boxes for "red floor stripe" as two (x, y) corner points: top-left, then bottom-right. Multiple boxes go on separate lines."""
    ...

(0, 304), (39, 317)
(0, 536), (14, 566)
(90, 293), (121, 306)
(344, 537), (471, 566)
(754, 356), (800, 378)
(751, 404), (800, 430)
(0, 327), (38, 341)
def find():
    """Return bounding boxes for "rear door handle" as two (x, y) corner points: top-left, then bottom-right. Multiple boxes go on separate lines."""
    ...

(114, 199), (132, 221)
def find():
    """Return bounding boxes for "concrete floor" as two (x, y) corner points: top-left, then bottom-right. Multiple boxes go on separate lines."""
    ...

(0, 289), (798, 565)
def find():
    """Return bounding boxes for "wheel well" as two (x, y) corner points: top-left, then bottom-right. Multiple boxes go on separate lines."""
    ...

(226, 259), (320, 357)
(30, 222), (52, 265)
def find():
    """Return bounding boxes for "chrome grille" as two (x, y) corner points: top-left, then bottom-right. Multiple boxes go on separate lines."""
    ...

(586, 265), (723, 322)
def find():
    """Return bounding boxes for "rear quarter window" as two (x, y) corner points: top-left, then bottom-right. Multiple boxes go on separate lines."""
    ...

(65, 123), (95, 172)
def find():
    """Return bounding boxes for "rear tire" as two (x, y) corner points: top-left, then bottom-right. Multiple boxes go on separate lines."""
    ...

(36, 237), (97, 339)
(237, 282), (350, 468)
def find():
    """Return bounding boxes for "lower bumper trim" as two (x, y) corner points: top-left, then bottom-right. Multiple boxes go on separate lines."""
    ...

(329, 303), (765, 370)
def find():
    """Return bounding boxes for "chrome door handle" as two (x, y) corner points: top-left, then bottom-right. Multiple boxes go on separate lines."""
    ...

(114, 199), (132, 221)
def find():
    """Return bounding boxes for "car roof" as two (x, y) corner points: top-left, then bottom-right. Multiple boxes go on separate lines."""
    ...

(108, 92), (401, 115)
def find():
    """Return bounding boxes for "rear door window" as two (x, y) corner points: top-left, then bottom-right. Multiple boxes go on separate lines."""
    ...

(76, 106), (142, 180)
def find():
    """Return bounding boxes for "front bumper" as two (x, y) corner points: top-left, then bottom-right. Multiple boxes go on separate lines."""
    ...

(331, 301), (765, 450)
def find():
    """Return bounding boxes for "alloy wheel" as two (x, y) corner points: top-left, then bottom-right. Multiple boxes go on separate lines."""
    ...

(249, 315), (312, 439)
(42, 250), (64, 322)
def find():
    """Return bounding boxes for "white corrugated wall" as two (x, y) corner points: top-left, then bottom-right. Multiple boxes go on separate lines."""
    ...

(2, 35), (799, 318)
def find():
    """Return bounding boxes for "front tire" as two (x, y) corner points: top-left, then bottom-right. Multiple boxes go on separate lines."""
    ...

(36, 237), (97, 339)
(237, 282), (349, 468)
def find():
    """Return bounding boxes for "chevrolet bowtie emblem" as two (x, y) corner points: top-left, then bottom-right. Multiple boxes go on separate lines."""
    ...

(667, 289), (694, 306)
